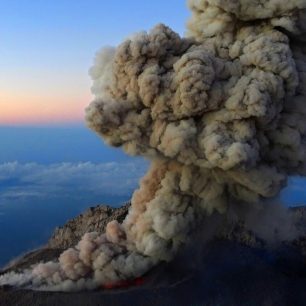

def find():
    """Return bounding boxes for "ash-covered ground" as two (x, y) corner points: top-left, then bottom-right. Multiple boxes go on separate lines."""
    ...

(2, 203), (306, 306)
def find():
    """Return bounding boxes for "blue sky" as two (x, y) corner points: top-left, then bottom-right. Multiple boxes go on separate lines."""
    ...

(0, 0), (190, 124)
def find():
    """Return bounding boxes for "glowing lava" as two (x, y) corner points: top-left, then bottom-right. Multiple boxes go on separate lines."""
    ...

(102, 277), (145, 290)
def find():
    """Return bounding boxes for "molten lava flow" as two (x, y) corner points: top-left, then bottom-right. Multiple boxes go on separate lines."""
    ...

(102, 277), (145, 290)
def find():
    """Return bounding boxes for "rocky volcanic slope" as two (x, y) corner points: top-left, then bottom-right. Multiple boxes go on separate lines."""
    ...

(2, 204), (306, 306)
(48, 202), (130, 249)
(47, 204), (306, 252)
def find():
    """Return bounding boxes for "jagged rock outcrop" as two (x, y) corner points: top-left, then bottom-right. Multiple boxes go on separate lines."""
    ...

(46, 201), (265, 252)
(48, 202), (130, 249)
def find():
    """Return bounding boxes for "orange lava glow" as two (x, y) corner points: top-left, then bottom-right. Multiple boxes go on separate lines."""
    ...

(102, 277), (145, 290)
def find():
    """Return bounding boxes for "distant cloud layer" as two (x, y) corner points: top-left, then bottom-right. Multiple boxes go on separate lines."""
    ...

(0, 160), (148, 202)
(0, 160), (304, 206)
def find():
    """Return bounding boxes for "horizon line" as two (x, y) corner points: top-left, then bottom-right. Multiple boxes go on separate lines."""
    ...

(0, 121), (87, 128)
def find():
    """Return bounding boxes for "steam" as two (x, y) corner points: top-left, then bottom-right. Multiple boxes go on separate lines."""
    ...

(1, 0), (306, 291)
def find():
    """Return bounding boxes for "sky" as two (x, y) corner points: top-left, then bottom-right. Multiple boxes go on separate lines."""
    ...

(0, 0), (189, 125)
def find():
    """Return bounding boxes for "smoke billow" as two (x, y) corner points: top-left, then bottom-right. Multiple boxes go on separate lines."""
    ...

(1, 0), (306, 291)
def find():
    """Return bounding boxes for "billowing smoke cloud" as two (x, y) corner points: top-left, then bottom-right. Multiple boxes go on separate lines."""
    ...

(1, 0), (306, 291)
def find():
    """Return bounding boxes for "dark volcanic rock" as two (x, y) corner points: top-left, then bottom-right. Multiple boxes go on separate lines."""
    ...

(2, 241), (306, 306)
(2, 204), (306, 306)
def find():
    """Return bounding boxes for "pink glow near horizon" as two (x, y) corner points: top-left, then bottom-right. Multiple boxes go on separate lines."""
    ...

(0, 91), (93, 126)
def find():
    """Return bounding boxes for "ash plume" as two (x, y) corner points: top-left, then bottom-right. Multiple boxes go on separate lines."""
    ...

(1, 0), (306, 291)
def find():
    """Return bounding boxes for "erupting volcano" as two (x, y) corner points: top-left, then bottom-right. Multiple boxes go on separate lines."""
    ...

(1, 0), (306, 292)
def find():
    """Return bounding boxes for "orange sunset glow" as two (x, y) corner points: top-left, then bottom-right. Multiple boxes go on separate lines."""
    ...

(0, 91), (92, 125)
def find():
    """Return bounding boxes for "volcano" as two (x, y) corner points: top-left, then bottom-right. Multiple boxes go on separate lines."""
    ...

(2, 203), (306, 305)
(1, 0), (306, 295)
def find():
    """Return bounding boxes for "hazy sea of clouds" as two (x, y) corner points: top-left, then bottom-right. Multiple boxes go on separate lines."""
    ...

(0, 126), (305, 267)
(0, 126), (148, 266)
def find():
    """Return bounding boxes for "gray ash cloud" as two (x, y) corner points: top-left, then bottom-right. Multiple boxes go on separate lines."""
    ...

(1, 0), (306, 291)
